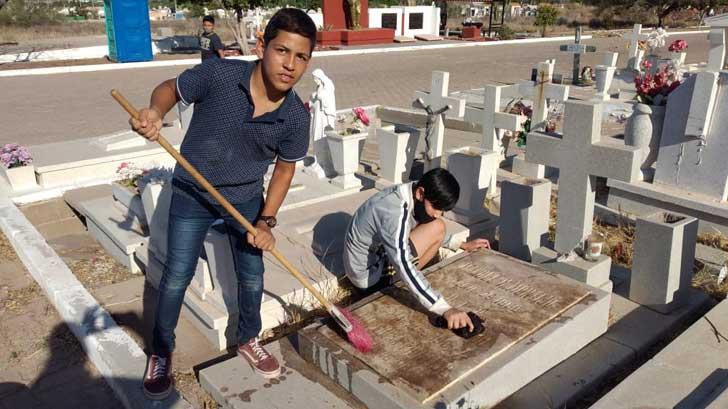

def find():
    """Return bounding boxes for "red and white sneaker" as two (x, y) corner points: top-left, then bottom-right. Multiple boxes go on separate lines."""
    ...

(143, 354), (173, 400)
(237, 338), (281, 379)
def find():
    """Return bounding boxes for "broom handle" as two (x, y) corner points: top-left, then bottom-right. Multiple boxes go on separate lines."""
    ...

(110, 90), (335, 312)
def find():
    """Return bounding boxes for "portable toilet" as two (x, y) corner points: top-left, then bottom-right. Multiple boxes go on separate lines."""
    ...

(103, 0), (153, 62)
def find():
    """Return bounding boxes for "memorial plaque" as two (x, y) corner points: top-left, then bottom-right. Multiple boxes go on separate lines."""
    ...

(382, 13), (397, 30)
(409, 12), (424, 30)
(300, 250), (595, 405)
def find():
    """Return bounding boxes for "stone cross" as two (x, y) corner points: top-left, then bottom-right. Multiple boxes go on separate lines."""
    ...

(510, 61), (570, 131)
(463, 84), (526, 158)
(623, 24), (650, 70)
(708, 28), (726, 71)
(413, 71), (466, 170)
(559, 26), (597, 85)
(526, 101), (641, 254)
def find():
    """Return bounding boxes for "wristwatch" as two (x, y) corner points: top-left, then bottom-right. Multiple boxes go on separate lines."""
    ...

(259, 215), (277, 228)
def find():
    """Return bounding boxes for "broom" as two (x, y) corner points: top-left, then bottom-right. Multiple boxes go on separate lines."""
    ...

(110, 90), (373, 353)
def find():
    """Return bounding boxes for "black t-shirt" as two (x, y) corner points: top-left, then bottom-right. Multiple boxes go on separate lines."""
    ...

(199, 32), (224, 60)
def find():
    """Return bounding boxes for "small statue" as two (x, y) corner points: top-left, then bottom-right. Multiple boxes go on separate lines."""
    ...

(349, 0), (361, 29)
(305, 69), (337, 178)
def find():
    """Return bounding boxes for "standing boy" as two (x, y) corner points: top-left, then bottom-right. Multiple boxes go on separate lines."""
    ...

(200, 15), (225, 60)
(129, 8), (316, 399)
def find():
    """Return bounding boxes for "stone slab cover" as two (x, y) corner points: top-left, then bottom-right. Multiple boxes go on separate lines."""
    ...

(299, 250), (606, 408)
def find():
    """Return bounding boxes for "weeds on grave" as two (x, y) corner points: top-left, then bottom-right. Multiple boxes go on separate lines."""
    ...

(692, 265), (728, 301)
(697, 230), (728, 253)
(259, 244), (357, 343)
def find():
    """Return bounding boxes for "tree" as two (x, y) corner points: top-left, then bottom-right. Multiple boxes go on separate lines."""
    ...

(535, 4), (559, 37)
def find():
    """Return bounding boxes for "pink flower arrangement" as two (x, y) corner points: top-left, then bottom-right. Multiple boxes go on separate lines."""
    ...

(352, 107), (370, 126)
(668, 39), (688, 53)
(0, 144), (32, 169)
(634, 61), (681, 105)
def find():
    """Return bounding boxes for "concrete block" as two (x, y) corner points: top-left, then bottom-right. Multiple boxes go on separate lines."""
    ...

(326, 130), (367, 190)
(377, 126), (414, 184)
(593, 299), (728, 409)
(199, 340), (358, 409)
(499, 178), (552, 261)
(629, 211), (698, 314)
(511, 154), (545, 179)
(446, 146), (499, 225)
(497, 337), (634, 409)
(532, 246), (611, 288)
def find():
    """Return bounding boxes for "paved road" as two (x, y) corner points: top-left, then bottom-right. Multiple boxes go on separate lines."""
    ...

(0, 32), (709, 146)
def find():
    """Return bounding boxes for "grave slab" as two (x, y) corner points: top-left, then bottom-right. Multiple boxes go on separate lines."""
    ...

(29, 128), (183, 188)
(593, 298), (728, 409)
(606, 178), (728, 235)
(79, 196), (146, 273)
(298, 250), (610, 409)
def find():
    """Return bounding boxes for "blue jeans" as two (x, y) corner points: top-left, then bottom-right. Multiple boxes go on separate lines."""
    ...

(152, 190), (264, 356)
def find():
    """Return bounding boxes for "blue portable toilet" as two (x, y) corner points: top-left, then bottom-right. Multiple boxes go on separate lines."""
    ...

(103, 0), (153, 63)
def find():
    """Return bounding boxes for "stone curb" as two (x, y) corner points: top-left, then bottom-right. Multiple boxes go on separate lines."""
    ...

(0, 35), (592, 78)
(0, 194), (193, 409)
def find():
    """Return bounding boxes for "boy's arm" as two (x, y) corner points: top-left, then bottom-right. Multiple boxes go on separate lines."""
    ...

(260, 160), (295, 219)
(377, 202), (451, 315)
(213, 34), (225, 58)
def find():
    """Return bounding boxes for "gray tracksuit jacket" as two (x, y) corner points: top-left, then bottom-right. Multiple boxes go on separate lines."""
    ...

(343, 182), (455, 316)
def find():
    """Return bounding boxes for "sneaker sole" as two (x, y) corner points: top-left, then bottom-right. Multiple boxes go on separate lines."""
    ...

(143, 384), (173, 400)
(238, 350), (282, 379)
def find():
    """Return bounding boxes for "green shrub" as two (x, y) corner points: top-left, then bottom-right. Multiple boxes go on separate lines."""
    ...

(498, 24), (515, 40)
(535, 4), (559, 37)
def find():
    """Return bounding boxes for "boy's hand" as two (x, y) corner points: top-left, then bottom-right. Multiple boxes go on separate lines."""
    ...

(129, 108), (163, 141)
(248, 221), (276, 251)
(443, 308), (475, 332)
(460, 238), (490, 252)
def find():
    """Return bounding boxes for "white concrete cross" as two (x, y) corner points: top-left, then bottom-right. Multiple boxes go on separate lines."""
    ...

(623, 24), (650, 70)
(509, 61), (570, 131)
(413, 71), (466, 170)
(526, 101), (641, 254)
(463, 84), (526, 157)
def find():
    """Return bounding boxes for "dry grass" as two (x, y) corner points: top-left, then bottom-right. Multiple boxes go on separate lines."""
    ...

(172, 369), (218, 409)
(0, 21), (105, 44)
(697, 231), (728, 253)
(593, 219), (635, 267)
(692, 266), (728, 301)
(65, 248), (136, 289)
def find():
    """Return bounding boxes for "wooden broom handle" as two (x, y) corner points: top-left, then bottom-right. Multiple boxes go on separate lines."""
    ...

(110, 90), (334, 311)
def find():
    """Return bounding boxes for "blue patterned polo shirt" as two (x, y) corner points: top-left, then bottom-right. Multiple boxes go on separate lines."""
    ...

(173, 58), (310, 204)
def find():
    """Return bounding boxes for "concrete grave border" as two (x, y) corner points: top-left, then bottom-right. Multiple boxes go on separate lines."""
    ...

(0, 194), (193, 409)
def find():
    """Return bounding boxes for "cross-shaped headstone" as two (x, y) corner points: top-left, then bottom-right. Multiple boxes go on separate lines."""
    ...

(506, 61), (570, 131)
(623, 24), (650, 70)
(464, 84), (526, 157)
(526, 101), (641, 254)
(559, 26), (597, 85)
(413, 71), (466, 170)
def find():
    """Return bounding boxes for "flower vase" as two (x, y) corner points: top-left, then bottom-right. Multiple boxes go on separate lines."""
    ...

(326, 130), (367, 190)
(624, 103), (664, 180)
(1, 165), (37, 191)
(670, 51), (687, 67)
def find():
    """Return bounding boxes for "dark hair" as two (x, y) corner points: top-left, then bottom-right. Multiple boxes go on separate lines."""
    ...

(263, 8), (317, 53)
(416, 168), (460, 211)
(202, 15), (215, 24)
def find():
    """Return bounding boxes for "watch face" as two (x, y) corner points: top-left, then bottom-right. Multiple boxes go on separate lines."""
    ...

(263, 216), (277, 228)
